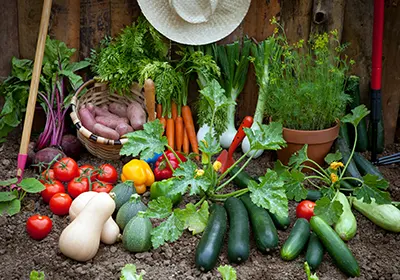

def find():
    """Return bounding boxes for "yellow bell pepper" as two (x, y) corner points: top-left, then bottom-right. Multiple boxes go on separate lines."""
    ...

(121, 159), (155, 194)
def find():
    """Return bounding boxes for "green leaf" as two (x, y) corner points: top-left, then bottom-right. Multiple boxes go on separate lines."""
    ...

(285, 170), (308, 202)
(59, 70), (84, 90)
(314, 197), (343, 225)
(171, 161), (212, 196)
(19, 178), (45, 193)
(304, 262), (319, 280)
(142, 196), (172, 219)
(248, 169), (288, 219)
(30, 270), (45, 280)
(11, 57), (33, 81)
(0, 178), (18, 186)
(120, 264), (145, 280)
(120, 120), (168, 159)
(199, 79), (235, 112)
(324, 150), (342, 164)
(151, 213), (184, 249)
(341, 105), (370, 127)
(0, 199), (21, 216)
(243, 122), (286, 151)
(65, 60), (90, 73)
(174, 201), (209, 234)
(0, 191), (18, 202)
(274, 160), (289, 176)
(288, 145), (308, 168)
(198, 131), (222, 157)
(353, 174), (391, 204)
(218, 265), (237, 280)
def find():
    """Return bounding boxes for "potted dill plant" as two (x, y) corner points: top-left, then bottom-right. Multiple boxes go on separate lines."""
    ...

(266, 21), (354, 166)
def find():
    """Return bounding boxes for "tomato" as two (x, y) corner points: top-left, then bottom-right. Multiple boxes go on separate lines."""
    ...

(96, 164), (118, 184)
(49, 193), (72, 216)
(41, 180), (65, 204)
(296, 200), (316, 221)
(53, 157), (79, 182)
(78, 164), (97, 181)
(26, 215), (52, 240)
(39, 169), (55, 184)
(92, 181), (113, 193)
(67, 177), (89, 199)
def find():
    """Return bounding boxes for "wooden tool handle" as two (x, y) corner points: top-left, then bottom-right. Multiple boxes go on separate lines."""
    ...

(144, 79), (156, 122)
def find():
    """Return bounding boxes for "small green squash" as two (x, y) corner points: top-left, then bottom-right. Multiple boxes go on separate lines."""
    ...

(122, 216), (152, 252)
(110, 181), (135, 212)
(116, 194), (147, 230)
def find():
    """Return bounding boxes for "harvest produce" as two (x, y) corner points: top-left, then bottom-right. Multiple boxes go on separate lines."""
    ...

(122, 216), (152, 253)
(116, 194), (147, 230)
(305, 232), (324, 271)
(49, 193), (72, 216)
(110, 182), (136, 212)
(52, 157), (79, 182)
(67, 177), (89, 199)
(334, 192), (357, 241)
(296, 200), (316, 221)
(281, 218), (310, 261)
(41, 180), (65, 203)
(154, 150), (187, 181)
(150, 180), (182, 206)
(121, 159), (155, 194)
(26, 215), (52, 240)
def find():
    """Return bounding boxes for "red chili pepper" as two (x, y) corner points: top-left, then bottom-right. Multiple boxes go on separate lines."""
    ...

(154, 151), (187, 181)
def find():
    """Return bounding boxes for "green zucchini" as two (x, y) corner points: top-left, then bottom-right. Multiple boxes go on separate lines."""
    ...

(122, 216), (152, 253)
(240, 194), (279, 252)
(109, 181), (135, 212)
(306, 190), (322, 201)
(351, 197), (400, 232)
(268, 210), (290, 230)
(281, 218), (310, 261)
(335, 137), (362, 185)
(116, 194), (147, 230)
(339, 124), (351, 148)
(334, 192), (357, 241)
(353, 152), (384, 180)
(224, 197), (250, 264)
(305, 232), (324, 271)
(310, 216), (360, 277)
(195, 204), (227, 272)
(229, 166), (255, 189)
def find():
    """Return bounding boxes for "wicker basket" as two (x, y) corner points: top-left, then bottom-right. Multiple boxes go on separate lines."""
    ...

(70, 79), (147, 160)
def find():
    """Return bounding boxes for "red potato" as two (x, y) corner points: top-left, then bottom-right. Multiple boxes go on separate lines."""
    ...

(115, 123), (133, 136)
(93, 123), (120, 140)
(78, 107), (97, 131)
(127, 101), (146, 130)
(109, 102), (128, 118)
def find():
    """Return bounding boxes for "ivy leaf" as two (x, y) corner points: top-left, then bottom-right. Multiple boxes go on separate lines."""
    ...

(285, 170), (307, 202)
(120, 120), (168, 160)
(171, 161), (212, 196)
(174, 201), (209, 234)
(198, 131), (222, 157)
(150, 213), (184, 249)
(0, 191), (18, 202)
(243, 122), (286, 151)
(142, 196), (172, 219)
(0, 199), (21, 216)
(353, 174), (391, 204)
(288, 145), (308, 168)
(341, 105), (370, 127)
(324, 150), (342, 164)
(199, 79), (235, 112)
(18, 178), (45, 193)
(314, 197), (343, 225)
(120, 264), (145, 280)
(218, 265), (237, 280)
(248, 169), (288, 219)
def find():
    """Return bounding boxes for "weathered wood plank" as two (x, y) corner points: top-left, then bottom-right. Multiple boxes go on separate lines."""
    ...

(281, 0), (313, 44)
(110, 0), (140, 37)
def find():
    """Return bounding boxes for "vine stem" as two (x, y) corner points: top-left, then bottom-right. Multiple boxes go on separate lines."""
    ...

(342, 177), (363, 184)
(340, 124), (357, 180)
(217, 150), (251, 183)
(216, 154), (254, 191)
(163, 151), (175, 171)
(306, 179), (321, 189)
(300, 165), (328, 179)
(166, 145), (183, 164)
(305, 159), (329, 177)
(211, 188), (249, 199)
(194, 196), (206, 208)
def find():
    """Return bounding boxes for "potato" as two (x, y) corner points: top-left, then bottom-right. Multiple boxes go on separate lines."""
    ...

(79, 107), (97, 131)
(115, 123), (133, 136)
(94, 106), (112, 117)
(127, 101), (146, 130)
(109, 102), (128, 118)
(86, 103), (96, 116)
(93, 123), (120, 140)
(95, 115), (129, 129)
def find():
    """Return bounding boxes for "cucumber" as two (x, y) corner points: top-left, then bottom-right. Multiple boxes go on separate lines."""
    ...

(306, 190), (322, 201)
(305, 232), (324, 271)
(310, 216), (360, 277)
(224, 197), (250, 264)
(110, 181), (135, 212)
(353, 152), (384, 180)
(268, 210), (290, 230)
(339, 124), (351, 148)
(116, 194), (147, 230)
(334, 192), (357, 241)
(240, 194), (278, 252)
(281, 218), (310, 261)
(351, 197), (400, 232)
(122, 216), (152, 252)
(229, 166), (255, 189)
(195, 204), (227, 272)
(335, 137), (362, 185)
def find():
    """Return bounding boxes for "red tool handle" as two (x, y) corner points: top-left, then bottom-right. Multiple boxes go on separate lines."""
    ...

(227, 116), (254, 157)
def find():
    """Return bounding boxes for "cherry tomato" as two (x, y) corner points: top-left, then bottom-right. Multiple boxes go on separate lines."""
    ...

(96, 164), (118, 184)
(92, 181), (113, 193)
(67, 177), (89, 199)
(39, 169), (55, 184)
(296, 200), (316, 221)
(78, 164), (97, 181)
(41, 180), (65, 204)
(53, 157), (79, 182)
(49, 193), (72, 216)
(26, 215), (52, 240)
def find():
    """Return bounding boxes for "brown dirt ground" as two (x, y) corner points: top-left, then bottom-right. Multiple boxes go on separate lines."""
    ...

(1, 129), (400, 280)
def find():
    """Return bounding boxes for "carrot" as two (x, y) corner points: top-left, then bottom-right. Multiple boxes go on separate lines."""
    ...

(182, 105), (199, 160)
(183, 124), (190, 154)
(160, 117), (167, 135)
(166, 118), (175, 150)
(171, 102), (178, 121)
(156, 104), (162, 119)
(175, 116), (184, 152)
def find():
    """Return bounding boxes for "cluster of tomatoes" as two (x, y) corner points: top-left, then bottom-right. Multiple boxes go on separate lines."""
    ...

(26, 157), (118, 240)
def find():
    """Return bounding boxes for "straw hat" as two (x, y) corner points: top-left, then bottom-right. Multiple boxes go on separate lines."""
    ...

(137, 0), (251, 45)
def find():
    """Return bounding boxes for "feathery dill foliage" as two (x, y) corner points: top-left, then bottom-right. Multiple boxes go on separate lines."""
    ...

(265, 19), (354, 130)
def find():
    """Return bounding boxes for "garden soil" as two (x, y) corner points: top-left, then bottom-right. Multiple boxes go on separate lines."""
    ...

(1, 130), (400, 280)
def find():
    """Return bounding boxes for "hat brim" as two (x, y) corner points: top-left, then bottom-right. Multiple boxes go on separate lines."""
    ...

(137, 0), (251, 46)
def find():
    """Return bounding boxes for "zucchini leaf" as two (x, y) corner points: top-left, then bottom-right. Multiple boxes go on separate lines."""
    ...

(314, 197), (343, 225)
(353, 174), (391, 204)
(324, 150), (342, 164)
(218, 265), (237, 280)
(198, 131), (222, 157)
(151, 213), (184, 249)
(243, 122), (286, 151)
(174, 201), (209, 235)
(341, 105), (370, 127)
(285, 170), (308, 202)
(120, 264), (145, 280)
(288, 144), (308, 169)
(171, 161), (212, 196)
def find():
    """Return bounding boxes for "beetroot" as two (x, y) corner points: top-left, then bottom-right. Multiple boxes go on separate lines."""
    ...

(61, 134), (82, 160)
(34, 147), (66, 167)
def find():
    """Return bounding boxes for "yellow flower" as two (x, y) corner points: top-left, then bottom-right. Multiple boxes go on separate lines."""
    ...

(213, 161), (222, 172)
(195, 169), (205, 178)
(330, 173), (338, 183)
(274, 27), (279, 34)
(330, 161), (344, 170)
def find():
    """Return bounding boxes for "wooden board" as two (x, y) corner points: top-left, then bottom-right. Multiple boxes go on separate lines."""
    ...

(0, 0), (19, 79)
(110, 0), (140, 37)
(281, 0), (313, 44)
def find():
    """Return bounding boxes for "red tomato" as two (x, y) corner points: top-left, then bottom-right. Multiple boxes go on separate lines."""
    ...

(67, 177), (89, 199)
(49, 193), (72, 216)
(41, 181), (65, 204)
(53, 157), (79, 182)
(39, 169), (55, 184)
(92, 181), (113, 193)
(96, 164), (118, 184)
(78, 164), (97, 181)
(296, 200), (316, 221)
(26, 215), (52, 240)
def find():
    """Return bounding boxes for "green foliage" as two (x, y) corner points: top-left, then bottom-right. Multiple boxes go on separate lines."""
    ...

(175, 201), (209, 234)
(304, 262), (319, 280)
(171, 161), (212, 196)
(30, 270), (45, 280)
(120, 264), (145, 280)
(314, 196), (343, 225)
(218, 265), (237, 280)
(243, 122), (286, 151)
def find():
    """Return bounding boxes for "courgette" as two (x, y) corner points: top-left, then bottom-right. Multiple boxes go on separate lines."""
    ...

(306, 190), (322, 201)
(305, 232), (324, 271)
(281, 218), (310, 261)
(335, 137), (362, 185)
(224, 197), (250, 264)
(195, 204), (227, 272)
(268, 210), (290, 230)
(229, 166), (256, 189)
(240, 194), (279, 252)
(339, 124), (351, 148)
(353, 152), (384, 180)
(334, 192), (357, 241)
(310, 216), (360, 277)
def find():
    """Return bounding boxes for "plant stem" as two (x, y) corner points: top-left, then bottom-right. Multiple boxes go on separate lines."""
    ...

(305, 159), (329, 177)
(216, 154), (254, 191)
(166, 145), (183, 164)
(300, 165), (328, 179)
(305, 175), (330, 184)
(217, 150), (251, 183)
(194, 196), (206, 208)
(340, 124), (357, 180)
(342, 177), (363, 184)
(306, 179), (321, 189)
(212, 188), (249, 199)
(163, 151), (175, 171)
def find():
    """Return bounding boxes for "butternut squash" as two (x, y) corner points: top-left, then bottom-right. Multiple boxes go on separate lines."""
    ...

(59, 192), (115, 261)
(69, 191), (120, 245)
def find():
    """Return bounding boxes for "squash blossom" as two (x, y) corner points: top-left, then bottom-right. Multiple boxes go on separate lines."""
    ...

(195, 169), (205, 178)
(330, 173), (338, 183)
(213, 161), (222, 172)
(330, 161), (344, 170)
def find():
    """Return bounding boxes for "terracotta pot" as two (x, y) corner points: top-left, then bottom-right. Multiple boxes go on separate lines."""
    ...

(277, 122), (340, 167)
